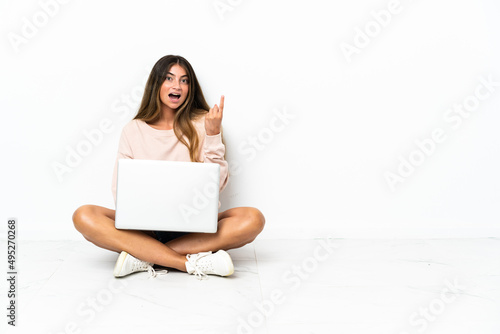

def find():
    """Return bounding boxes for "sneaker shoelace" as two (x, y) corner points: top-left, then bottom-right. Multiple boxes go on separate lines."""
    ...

(148, 267), (168, 279)
(186, 251), (213, 280)
(131, 259), (167, 279)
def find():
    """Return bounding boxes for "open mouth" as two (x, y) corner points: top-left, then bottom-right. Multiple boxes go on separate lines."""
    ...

(168, 93), (181, 103)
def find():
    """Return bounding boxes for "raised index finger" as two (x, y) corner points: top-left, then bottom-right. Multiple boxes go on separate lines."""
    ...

(219, 95), (225, 116)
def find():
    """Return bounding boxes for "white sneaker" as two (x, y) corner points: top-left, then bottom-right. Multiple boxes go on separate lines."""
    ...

(113, 251), (166, 278)
(185, 250), (234, 279)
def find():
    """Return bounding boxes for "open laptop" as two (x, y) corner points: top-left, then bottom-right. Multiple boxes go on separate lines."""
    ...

(114, 159), (220, 233)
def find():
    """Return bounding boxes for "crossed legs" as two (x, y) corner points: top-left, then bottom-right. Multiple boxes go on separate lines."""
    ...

(72, 205), (265, 272)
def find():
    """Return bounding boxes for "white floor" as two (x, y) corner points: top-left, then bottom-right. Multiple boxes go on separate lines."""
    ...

(2, 238), (500, 334)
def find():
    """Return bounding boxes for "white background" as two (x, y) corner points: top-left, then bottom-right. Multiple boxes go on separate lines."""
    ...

(1, 0), (499, 240)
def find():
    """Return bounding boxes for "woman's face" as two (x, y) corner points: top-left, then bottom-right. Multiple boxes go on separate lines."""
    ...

(159, 64), (189, 111)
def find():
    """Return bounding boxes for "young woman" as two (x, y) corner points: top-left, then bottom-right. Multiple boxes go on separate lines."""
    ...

(72, 55), (265, 279)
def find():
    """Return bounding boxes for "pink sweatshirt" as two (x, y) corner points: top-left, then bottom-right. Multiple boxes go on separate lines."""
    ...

(111, 115), (229, 208)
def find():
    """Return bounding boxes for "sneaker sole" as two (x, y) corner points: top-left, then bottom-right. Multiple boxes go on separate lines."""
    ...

(113, 251), (129, 277)
(219, 250), (234, 276)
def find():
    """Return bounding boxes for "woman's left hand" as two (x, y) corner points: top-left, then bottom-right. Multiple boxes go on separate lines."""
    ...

(205, 95), (224, 136)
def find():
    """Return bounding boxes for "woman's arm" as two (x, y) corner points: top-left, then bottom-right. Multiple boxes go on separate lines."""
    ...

(202, 130), (229, 193)
(203, 95), (229, 193)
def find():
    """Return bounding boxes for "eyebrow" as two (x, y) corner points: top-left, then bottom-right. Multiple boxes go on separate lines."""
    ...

(167, 72), (188, 78)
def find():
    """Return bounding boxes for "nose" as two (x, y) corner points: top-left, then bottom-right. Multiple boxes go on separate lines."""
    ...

(172, 79), (181, 89)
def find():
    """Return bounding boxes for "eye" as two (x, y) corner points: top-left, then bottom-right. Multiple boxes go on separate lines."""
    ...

(182, 78), (189, 84)
(166, 76), (173, 81)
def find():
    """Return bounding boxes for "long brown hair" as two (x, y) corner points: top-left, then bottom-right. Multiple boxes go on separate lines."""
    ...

(134, 55), (211, 162)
